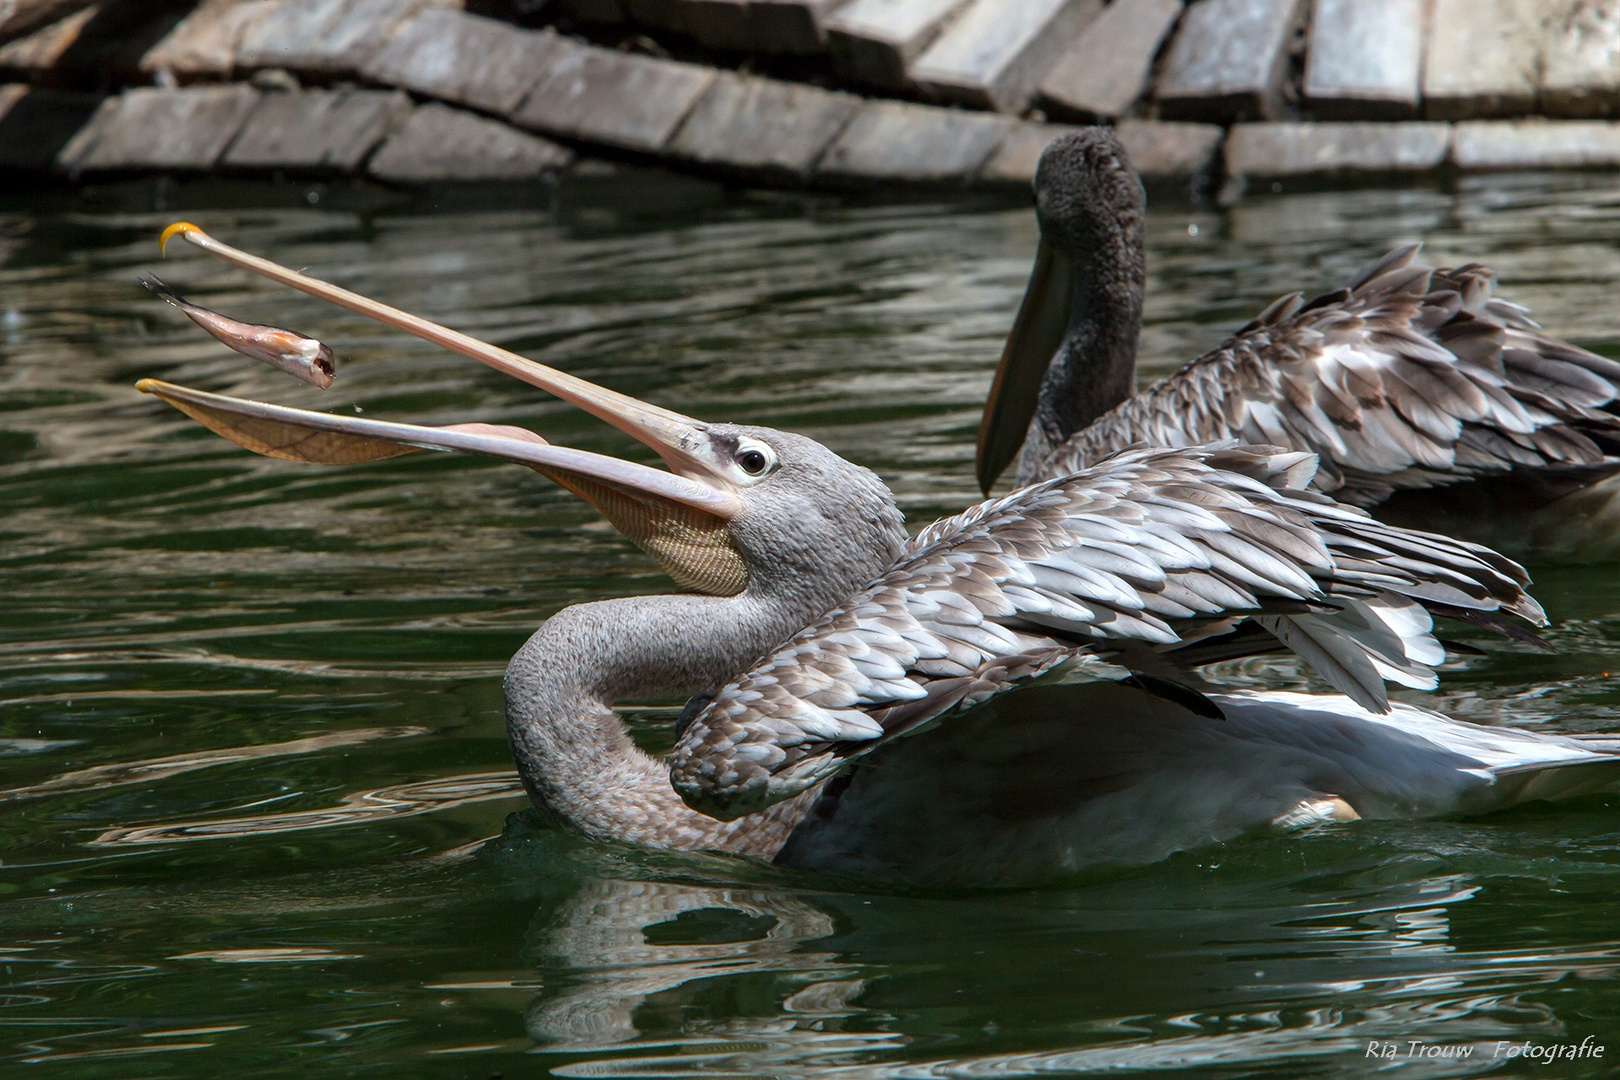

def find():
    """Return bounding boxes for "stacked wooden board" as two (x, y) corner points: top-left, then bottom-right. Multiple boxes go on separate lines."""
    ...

(4, 0), (1620, 190)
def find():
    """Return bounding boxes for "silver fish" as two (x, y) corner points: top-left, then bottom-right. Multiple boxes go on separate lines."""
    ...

(141, 274), (336, 389)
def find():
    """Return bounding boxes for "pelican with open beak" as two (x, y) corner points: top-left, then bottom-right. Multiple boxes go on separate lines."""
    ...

(142, 223), (791, 597)
(140, 225), (1620, 887)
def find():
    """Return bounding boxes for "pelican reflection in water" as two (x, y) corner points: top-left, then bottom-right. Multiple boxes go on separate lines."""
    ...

(137, 224), (1620, 886)
(978, 129), (1620, 560)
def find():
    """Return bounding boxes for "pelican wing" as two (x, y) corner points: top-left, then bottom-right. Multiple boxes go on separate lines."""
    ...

(669, 444), (1545, 820)
(1032, 247), (1620, 504)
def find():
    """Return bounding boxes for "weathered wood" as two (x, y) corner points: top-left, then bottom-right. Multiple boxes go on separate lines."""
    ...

(0, 1), (91, 78)
(0, 82), (100, 170)
(969, 117), (1226, 188)
(1540, 2), (1620, 119)
(977, 121), (1078, 187)
(363, 9), (561, 116)
(57, 85), (259, 172)
(816, 99), (1012, 182)
(825, 0), (968, 89)
(8, 1), (192, 85)
(1116, 119), (1224, 178)
(368, 101), (573, 182)
(1156, 0), (1304, 123)
(0, 0), (93, 44)
(1423, 0), (1542, 120)
(140, 0), (280, 79)
(1226, 121), (1451, 177)
(513, 44), (713, 152)
(237, 0), (434, 76)
(1303, 0), (1424, 120)
(909, 0), (1100, 113)
(223, 88), (411, 171)
(1037, 0), (1182, 122)
(1453, 120), (1620, 169)
(669, 72), (858, 177)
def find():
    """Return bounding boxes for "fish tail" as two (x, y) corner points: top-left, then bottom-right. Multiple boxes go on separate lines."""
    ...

(139, 273), (187, 309)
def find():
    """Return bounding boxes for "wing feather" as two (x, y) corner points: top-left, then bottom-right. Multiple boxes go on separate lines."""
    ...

(669, 444), (1545, 820)
(1030, 250), (1620, 504)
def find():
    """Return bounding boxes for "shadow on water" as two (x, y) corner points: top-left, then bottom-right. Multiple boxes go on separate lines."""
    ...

(4, 169), (1620, 1075)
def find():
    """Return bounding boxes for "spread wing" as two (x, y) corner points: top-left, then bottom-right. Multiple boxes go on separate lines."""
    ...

(1032, 246), (1620, 505)
(669, 444), (1545, 820)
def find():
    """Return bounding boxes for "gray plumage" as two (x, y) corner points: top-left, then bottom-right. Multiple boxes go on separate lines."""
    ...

(667, 443), (1548, 825)
(984, 130), (1620, 522)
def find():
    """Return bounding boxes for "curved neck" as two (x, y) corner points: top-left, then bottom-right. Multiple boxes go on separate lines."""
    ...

(1016, 228), (1145, 487)
(504, 590), (823, 858)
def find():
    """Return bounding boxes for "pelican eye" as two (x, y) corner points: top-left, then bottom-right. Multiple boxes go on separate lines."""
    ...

(732, 437), (778, 480)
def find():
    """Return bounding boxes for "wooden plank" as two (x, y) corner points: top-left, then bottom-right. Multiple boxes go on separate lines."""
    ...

(1225, 121), (1451, 177)
(1540, 2), (1620, 119)
(0, 1), (92, 78)
(512, 44), (713, 152)
(362, 9), (561, 116)
(9, 1), (192, 85)
(1116, 119), (1223, 178)
(1453, 119), (1620, 169)
(978, 119), (1223, 187)
(1038, 0), (1182, 122)
(368, 102), (573, 182)
(0, 0), (93, 44)
(0, 83), (100, 170)
(816, 98), (1012, 182)
(237, 0), (433, 76)
(140, 0), (279, 79)
(908, 0), (1100, 112)
(668, 71), (859, 177)
(1423, 0), (1542, 120)
(1303, 0), (1425, 120)
(223, 88), (410, 171)
(977, 121), (1078, 187)
(57, 85), (259, 172)
(825, 0), (967, 89)
(1156, 0), (1304, 123)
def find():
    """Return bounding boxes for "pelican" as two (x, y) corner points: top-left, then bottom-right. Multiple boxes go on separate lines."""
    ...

(140, 225), (1620, 886)
(977, 130), (1620, 559)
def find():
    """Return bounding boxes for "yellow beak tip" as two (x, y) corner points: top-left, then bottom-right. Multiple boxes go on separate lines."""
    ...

(135, 378), (161, 394)
(159, 222), (200, 255)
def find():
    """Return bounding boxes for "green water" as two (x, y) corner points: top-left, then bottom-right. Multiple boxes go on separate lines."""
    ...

(5, 170), (1620, 1077)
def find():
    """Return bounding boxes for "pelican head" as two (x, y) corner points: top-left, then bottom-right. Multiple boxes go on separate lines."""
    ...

(139, 226), (907, 613)
(1031, 129), (1145, 261)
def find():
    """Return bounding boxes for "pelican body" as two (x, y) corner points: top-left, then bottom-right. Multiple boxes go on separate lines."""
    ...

(977, 130), (1620, 560)
(138, 225), (1620, 886)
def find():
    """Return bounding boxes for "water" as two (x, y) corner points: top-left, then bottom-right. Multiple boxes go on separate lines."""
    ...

(5, 169), (1620, 1076)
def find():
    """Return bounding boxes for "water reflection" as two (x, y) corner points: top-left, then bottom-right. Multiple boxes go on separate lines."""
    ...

(91, 770), (524, 845)
(499, 833), (1619, 1079)
(0, 725), (424, 803)
(4, 172), (1620, 1075)
(524, 879), (867, 1051)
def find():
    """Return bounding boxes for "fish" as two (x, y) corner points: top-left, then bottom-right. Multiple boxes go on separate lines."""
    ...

(140, 274), (336, 389)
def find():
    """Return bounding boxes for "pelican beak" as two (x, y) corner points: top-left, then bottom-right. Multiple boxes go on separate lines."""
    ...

(137, 379), (751, 596)
(156, 223), (731, 490)
(975, 234), (1074, 494)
